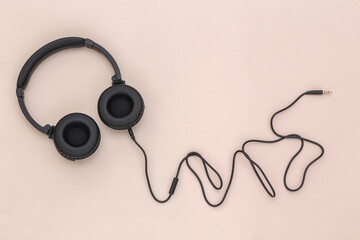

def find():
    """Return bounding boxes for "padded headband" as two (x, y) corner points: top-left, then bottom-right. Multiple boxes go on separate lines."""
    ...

(17, 37), (122, 89)
(16, 37), (123, 135)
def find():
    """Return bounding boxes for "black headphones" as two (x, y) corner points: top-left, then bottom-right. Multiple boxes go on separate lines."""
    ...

(16, 37), (330, 205)
(16, 37), (144, 160)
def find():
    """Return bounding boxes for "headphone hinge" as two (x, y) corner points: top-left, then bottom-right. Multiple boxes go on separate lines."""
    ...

(112, 75), (125, 85)
(46, 125), (55, 139)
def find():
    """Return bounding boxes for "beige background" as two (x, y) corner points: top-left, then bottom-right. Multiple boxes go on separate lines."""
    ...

(1, 0), (360, 239)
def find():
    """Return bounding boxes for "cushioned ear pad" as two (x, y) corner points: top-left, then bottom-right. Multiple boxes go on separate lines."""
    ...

(53, 113), (100, 160)
(98, 85), (144, 130)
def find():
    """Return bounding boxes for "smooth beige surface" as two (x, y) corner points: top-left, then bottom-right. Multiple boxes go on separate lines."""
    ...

(1, 0), (360, 239)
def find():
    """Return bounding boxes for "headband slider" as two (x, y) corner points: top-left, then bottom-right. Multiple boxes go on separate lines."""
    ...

(16, 88), (24, 98)
(84, 38), (94, 49)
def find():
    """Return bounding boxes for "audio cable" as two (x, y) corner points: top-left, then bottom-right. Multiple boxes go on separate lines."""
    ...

(128, 90), (331, 207)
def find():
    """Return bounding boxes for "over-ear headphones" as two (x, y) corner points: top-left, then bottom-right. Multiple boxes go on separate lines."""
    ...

(16, 37), (144, 160)
(16, 37), (331, 205)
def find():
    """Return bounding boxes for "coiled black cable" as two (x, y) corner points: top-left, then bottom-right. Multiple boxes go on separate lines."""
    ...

(128, 90), (331, 207)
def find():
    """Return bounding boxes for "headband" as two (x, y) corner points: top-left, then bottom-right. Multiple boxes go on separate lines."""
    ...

(16, 37), (123, 135)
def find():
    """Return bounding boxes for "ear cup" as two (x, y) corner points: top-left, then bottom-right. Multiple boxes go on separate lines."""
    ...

(98, 84), (144, 130)
(53, 113), (100, 160)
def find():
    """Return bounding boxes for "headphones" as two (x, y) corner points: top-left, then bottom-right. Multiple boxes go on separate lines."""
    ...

(16, 37), (144, 160)
(16, 37), (330, 205)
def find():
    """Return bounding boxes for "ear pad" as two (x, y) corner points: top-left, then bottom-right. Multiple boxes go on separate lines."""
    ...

(53, 113), (100, 160)
(98, 84), (144, 130)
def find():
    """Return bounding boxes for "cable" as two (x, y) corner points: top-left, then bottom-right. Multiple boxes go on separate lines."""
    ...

(128, 90), (331, 207)
(129, 131), (224, 204)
